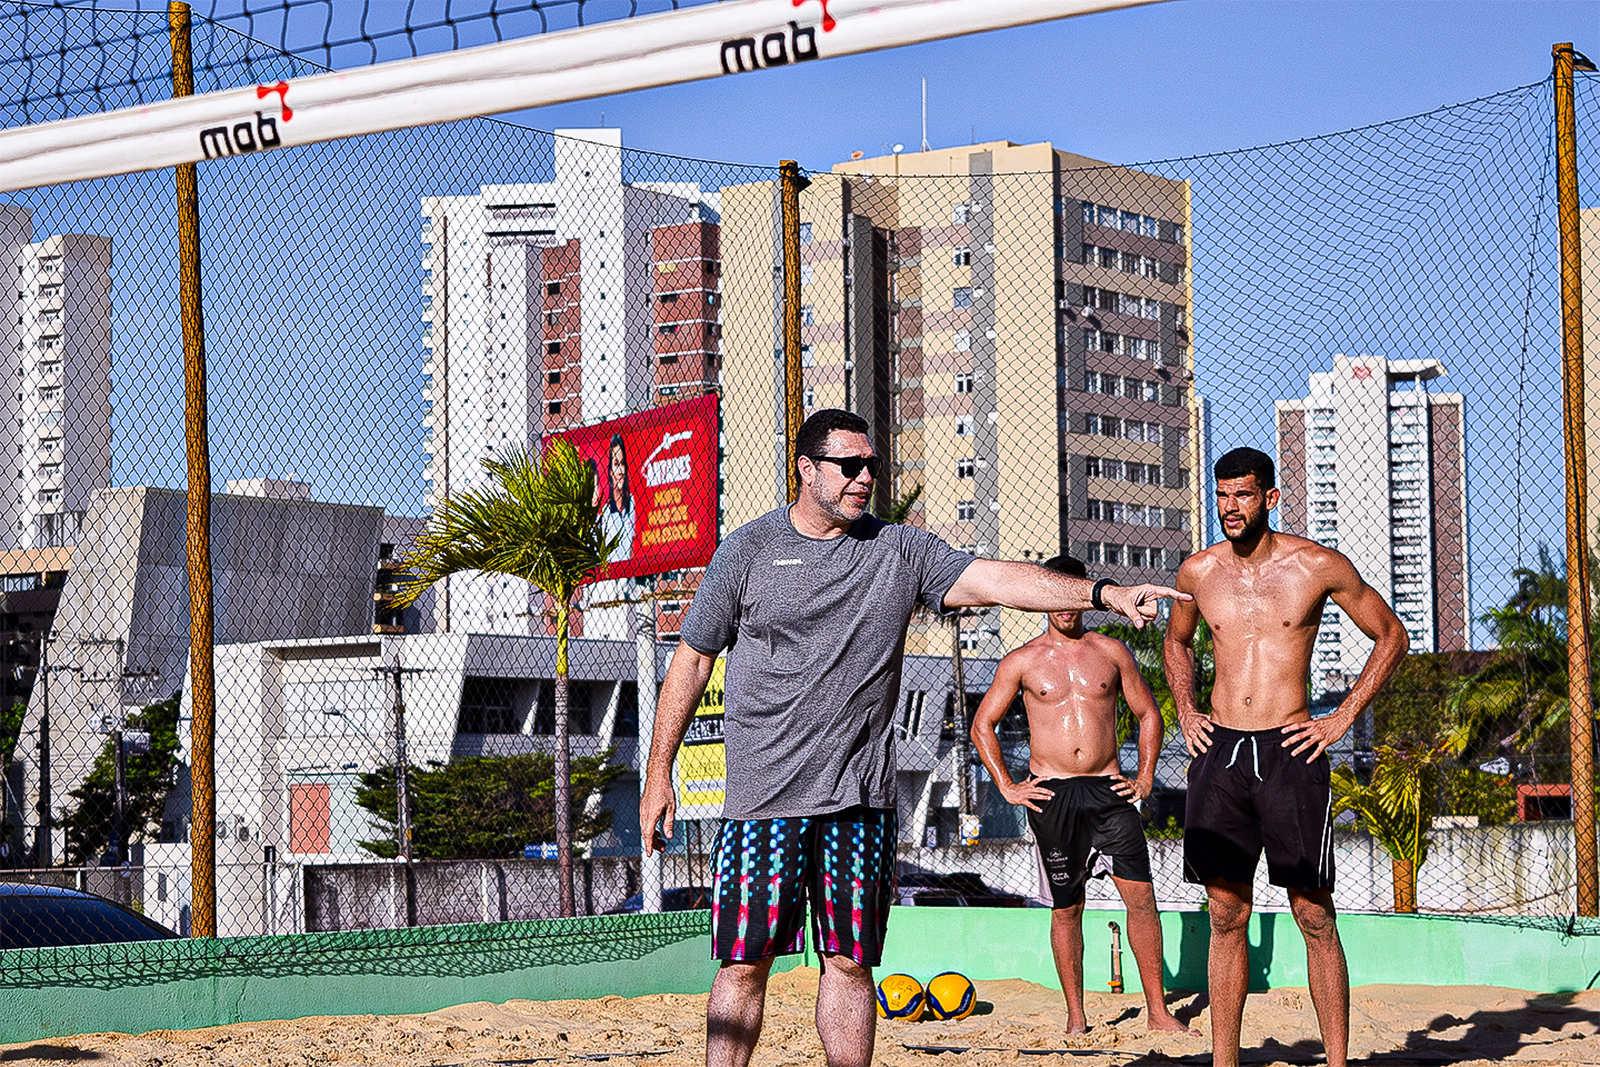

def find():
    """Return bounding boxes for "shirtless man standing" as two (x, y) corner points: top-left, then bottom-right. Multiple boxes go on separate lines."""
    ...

(972, 554), (1190, 1036)
(1165, 447), (1408, 1067)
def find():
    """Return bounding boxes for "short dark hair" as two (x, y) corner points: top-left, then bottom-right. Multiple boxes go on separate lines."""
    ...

(1214, 447), (1275, 490)
(1041, 554), (1088, 579)
(795, 408), (871, 470)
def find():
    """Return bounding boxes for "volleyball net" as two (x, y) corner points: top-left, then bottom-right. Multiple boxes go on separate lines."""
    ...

(0, 0), (1593, 973)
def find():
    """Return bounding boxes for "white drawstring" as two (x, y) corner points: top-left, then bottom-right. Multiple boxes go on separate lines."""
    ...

(1224, 735), (1263, 781)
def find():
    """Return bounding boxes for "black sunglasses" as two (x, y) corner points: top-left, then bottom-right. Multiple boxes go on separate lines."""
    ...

(808, 454), (881, 479)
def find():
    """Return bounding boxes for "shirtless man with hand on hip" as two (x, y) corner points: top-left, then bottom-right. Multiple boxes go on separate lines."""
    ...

(1164, 447), (1408, 1067)
(971, 554), (1191, 1037)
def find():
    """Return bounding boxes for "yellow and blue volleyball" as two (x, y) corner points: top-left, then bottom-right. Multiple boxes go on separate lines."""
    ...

(923, 971), (976, 1020)
(875, 973), (925, 1019)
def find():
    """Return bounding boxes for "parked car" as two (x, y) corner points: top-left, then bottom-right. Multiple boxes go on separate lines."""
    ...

(894, 870), (1032, 908)
(0, 882), (178, 950)
(608, 885), (713, 914)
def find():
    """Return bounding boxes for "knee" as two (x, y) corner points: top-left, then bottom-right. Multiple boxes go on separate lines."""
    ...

(820, 953), (872, 984)
(717, 958), (774, 993)
(1290, 895), (1339, 943)
(1208, 899), (1251, 938)
(1052, 901), (1086, 925)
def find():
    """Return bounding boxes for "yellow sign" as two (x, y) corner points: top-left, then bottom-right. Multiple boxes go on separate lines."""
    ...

(675, 656), (726, 816)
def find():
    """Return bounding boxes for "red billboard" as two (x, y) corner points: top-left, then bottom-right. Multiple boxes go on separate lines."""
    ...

(555, 394), (720, 584)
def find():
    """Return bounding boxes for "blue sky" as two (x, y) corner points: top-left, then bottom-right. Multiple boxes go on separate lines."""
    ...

(7, 0), (1598, 645)
(503, 1), (1593, 169)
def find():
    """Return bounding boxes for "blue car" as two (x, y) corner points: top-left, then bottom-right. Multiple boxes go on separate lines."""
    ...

(0, 882), (178, 950)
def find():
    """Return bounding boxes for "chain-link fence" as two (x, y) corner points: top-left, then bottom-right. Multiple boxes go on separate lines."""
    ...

(0, 1), (1596, 974)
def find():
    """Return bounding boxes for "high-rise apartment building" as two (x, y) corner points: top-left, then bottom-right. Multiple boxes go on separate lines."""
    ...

(0, 206), (111, 551)
(421, 130), (716, 638)
(721, 141), (1204, 654)
(1275, 354), (1468, 695)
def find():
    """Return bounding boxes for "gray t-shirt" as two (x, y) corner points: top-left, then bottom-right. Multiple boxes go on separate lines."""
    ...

(680, 507), (974, 820)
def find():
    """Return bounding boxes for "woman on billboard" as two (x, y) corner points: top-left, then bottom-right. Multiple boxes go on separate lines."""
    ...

(603, 432), (636, 562)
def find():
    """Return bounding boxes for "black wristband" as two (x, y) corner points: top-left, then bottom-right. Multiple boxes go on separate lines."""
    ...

(1091, 577), (1119, 612)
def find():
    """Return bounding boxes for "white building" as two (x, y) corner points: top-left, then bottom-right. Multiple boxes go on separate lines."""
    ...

(1276, 355), (1469, 695)
(420, 129), (714, 638)
(0, 207), (111, 550)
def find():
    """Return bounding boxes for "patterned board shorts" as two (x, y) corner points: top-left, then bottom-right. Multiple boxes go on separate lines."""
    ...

(709, 806), (896, 966)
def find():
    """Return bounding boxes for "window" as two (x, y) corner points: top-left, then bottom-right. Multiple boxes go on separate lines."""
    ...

(957, 500), (977, 521)
(545, 281), (561, 296)
(957, 458), (976, 478)
(1103, 543), (1123, 565)
(547, 401), (562, 415)
(953, 330), (971, 352)
(899, 690), (926, 740)
(953, 246), (972, 267)
(798, 222), (813, 244)
(952, 202), (971, 224)
(801, 263), (814, 285)
(955, 373), (974, 395)
(1084, 541), (1104, 563)
(801, 304), (815, 326)
(952, 287), (973, 309)
(546, 370), (561, 385)
(956, 416), (973, 437)
(803, 388), (815, 408)
(800, 344), (814, 367)
(1128, 546), (1148, 568)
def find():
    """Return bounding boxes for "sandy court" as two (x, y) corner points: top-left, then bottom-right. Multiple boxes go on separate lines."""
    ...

(5, 967), (1600, 1066)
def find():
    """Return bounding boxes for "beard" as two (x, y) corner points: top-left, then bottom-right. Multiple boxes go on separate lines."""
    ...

(1221, 508), (1269, 543)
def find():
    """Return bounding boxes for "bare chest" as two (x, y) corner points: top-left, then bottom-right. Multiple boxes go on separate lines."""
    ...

(1197, 569), (1325, 640)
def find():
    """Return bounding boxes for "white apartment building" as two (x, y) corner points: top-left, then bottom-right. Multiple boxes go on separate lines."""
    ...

(0, 206), (111, 550)
(420, 130), (713, 639)
(1276, 355), (1469, 696)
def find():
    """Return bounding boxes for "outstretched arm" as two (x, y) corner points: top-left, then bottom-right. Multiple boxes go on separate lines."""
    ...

(1280, 552), (1410, 762)
(1111, 641), (1162, 804)
(944, 559), (1189, 629)
(1163, 559), (1213, 756)
(640, 641), (717, 852)
(970, 653), (1053, 813)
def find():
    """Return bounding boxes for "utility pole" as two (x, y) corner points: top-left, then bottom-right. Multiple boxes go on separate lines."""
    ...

(634, 599), (663, 914)
(33, 632), (64, 868)
(951, 612), (976, 845)
(1554, 40), (1598, 916)
(374, 661), (426, 926)
(79, 637), (131, 865)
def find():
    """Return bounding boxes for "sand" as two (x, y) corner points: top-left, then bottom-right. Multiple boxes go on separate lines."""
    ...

(5, 968), (1600, 1065)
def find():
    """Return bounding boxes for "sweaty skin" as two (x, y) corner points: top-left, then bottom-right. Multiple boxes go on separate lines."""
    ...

(1005, 629), (1131, 780)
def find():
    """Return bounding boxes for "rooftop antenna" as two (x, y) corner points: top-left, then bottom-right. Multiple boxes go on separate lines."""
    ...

(920, 76), (930, 152)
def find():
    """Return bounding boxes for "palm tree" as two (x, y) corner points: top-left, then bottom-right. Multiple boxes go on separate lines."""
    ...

(1331, 717), (1468, 913)
(1448, 547), (1597, 763)
(392, 441), (616, 917)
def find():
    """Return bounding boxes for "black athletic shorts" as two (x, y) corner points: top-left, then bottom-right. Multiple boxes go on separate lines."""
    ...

(1027, 776), (1152, 909)
(1183, 723), (1334, 891)
(709, 806), (896, 966)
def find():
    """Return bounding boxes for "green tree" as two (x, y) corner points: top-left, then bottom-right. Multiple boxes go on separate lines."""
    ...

(61, 695), (181, 865)
(1100, 618), (1214, 743)
(355, 750), (626, 861)
(393, 441), (615, 916)
(1331, 713), (1467, 913)
(1448, 550), (1583, 764)
(884, 484), (923, 524)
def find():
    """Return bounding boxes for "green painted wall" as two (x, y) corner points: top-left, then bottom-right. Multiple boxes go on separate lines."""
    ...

(877, 907), (1600, 997)
(1, 908), (1596, 1046)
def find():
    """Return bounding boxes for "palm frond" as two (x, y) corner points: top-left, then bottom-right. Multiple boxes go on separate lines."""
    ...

(394, 439), (617, 609)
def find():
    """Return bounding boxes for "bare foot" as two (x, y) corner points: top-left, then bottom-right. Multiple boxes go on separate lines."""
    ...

(1146, 1012), (1199, 1036)
(1065, 1019), (1089, 1036)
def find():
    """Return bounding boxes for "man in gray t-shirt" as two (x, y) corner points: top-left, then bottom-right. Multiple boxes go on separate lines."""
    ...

(640, 409), (1184, 1067)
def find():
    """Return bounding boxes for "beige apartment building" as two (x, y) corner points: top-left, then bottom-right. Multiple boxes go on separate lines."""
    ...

(721, 140), (1205, 654)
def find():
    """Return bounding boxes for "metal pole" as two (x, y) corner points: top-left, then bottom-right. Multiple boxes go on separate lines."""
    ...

(1556, 41), (1597, 917)
(780, 160), (808, 501)
(391, 666), (412, 864)
(35, 634), (50, 867)
(635, 600), (663, 914)
(171, 0), (216, 938)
